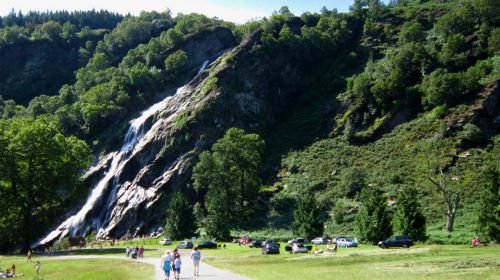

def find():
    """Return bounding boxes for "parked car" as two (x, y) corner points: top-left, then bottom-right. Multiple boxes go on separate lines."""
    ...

(239, 235), (250, 245)
(311, 237), (329, 245)
(176, 240), (194, 249)
(291, 243), (309, 253)
(249, 240), (263, 248)
(159, 238), (172, 245)
(263, 240), (280, 247)
(288, 237), (307, 245)
(262, 243), (280, 254)
(197, 241), (217, 249)
(336, 237), (358, 247)
(378, 236), (413, 248)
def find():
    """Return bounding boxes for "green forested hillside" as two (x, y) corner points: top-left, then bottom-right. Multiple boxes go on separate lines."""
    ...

(0, 10), (124, 104)
(0, 0), (498, 251)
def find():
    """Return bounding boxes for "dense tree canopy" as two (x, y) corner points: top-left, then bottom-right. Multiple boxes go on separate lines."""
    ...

(0, 117), (91, 250)
(193, 128), (265, 239)
(355, 187), (392, 244)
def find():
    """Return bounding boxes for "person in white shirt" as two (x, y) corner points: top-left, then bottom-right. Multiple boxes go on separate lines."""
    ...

(173, 253), (182, 280)
(191, 246), (202, 276)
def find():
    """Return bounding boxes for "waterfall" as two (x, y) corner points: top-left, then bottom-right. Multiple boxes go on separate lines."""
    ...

(35, 60), (210, 246)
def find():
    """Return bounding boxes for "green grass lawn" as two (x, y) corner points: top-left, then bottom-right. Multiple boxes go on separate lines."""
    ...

(0, 256), (153, 280)
(199, 243), (500, 280)
(2, 242), (498, 280)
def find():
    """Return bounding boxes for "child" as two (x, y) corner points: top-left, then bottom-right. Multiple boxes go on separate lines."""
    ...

(35, 261), (41, 275)
(173, 254), (182, 280)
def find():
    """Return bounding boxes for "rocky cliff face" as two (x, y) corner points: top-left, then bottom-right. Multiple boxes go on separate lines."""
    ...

(36, 27), (307, 245)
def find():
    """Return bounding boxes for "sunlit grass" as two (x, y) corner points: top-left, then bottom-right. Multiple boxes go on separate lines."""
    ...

(0, 256), (152, 280)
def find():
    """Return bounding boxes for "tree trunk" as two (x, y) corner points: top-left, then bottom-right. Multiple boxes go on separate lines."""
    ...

(446, 214), (454, 232)
(429, 170), (460, 233)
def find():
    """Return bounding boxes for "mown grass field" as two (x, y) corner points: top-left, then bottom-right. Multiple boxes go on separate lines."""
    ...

(1, 241), (498, 280)
(200, 243), (500, 280)
(0, 256), (152, 280)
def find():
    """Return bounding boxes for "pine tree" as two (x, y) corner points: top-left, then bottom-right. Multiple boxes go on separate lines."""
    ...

(355, 186), (392, 244)
(477, 167), (500, 242)
(392, 186), (427, 241)
(165, 192), (195, 240)
(204, 182), (232, 240)
(292, 191), (324, 239)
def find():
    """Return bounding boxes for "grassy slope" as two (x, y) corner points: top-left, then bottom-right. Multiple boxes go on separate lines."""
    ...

(278, 102), (499, 241)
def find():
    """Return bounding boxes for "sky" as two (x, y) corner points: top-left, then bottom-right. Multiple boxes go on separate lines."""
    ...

(0, 1), (355, 24)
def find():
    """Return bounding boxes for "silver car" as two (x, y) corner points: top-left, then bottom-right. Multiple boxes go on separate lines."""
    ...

(311, 237), (328, 245)
(336, 237), (358, 247)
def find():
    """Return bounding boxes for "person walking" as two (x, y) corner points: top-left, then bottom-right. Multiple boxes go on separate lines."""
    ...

(173, 253), (182, 280)
(126, 246), (130, 257)
(35, 261), (41, 275)
(191, 246), (201, 276)
(27, 249), (32, 262)
(160, 250), (172, 280)
(170, 249), (178, 271)
(139, 245), (144, 258)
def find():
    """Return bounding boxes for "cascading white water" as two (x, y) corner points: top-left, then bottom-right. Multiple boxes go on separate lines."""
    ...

(35, 60), (210, 246)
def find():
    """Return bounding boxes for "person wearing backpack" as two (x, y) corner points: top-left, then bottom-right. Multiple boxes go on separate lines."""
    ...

(191, 246), (202, 276)
(160, 250), (172, 280)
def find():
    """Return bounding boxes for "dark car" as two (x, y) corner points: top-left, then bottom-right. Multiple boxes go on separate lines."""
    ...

(263, 240), (280, 247)
(287, 237), (307, 245)
(197, 241), (217, 249)
(176, 240), (194, 249)
(378, 235), (413, 248)
(248, 240), (263, 248)
(262, 243), (280, 254)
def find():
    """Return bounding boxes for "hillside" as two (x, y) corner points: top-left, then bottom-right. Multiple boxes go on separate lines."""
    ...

(0, 0), (498, 251)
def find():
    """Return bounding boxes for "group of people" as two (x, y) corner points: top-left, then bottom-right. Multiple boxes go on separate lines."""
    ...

(4, 249), (40, 277)
(160, 246), (201, 280)
(125, 246), (144, 259)
(326, 238), (338, 253)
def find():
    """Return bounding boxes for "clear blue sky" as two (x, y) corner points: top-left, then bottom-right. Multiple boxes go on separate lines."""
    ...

(0, 1), (355, 24)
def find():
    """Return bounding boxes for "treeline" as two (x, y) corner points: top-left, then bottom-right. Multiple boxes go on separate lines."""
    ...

(0, 10), (125, 104)
(0, 9), (123, 29)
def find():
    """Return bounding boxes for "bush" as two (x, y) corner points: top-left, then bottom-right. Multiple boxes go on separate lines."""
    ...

(53, 238), (71, 251)
(231, 228), (294, 242)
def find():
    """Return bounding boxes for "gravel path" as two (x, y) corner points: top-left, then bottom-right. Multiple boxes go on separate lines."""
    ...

(47, 253), (249, 280)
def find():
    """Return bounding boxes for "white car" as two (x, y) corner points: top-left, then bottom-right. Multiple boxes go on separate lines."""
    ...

(159, 238), (172, 245)
(311, 237), (328, 245)
(291, 243), (309, 253)
(336, 237), (358, 247)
